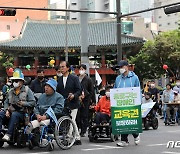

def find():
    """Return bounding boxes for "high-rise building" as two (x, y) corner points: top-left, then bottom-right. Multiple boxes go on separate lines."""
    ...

(153, 0), (179, 31)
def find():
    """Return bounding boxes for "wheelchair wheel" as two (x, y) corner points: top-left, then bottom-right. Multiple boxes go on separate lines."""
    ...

(0, 141), (4, 147)
(55, 116), (76, 150)
(17, 133), (27, 148)
(152, 118), (158, 130)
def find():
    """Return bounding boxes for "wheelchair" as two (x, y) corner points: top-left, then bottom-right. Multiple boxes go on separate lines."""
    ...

(88, 112), (119, 142)
(164, 107), (179, 126)
(27, 108), (76, 151)
(142, 108), (158, 130)
(0, 118), (28, 148)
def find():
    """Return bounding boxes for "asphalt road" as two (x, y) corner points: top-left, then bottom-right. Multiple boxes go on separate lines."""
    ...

(0, 117), (180, 154)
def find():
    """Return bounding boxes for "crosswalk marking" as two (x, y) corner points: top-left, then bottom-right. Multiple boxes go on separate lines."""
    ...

(81, 144), (122, 151)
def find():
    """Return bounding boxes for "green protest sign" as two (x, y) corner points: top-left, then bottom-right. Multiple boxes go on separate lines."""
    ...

(111, 105), (142, 134)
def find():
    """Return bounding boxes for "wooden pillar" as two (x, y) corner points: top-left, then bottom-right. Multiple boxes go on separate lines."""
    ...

(55, 54), (60, 66)
(34, 56), (39, 69)
(102, 74), (106, 86)
(14, 56), (18, 67)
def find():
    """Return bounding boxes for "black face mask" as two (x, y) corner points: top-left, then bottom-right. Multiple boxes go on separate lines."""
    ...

(38, 76), (44, 80)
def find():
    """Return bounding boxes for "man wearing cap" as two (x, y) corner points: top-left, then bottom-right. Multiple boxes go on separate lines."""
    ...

(0, 69), (36, 141)
(26, 79), (64, 134)
(114, 60), (141, 147)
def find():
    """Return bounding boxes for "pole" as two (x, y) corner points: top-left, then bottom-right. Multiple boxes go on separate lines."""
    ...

(80, 0), (89, 75)
(116, 0), (122, 62)
(65, 0), (68, 61)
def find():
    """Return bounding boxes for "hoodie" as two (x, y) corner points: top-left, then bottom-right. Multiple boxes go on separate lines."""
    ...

(114, 71), (140, 88)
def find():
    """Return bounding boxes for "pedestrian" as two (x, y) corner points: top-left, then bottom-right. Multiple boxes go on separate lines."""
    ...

(76, 64), (95, 137)
(30, 69), (47, 99)
(114, 60), (140, 147)
(173, 78), (180, 94)
(2, 78), (12, 104)
(0, 69), (36, 141)
(25, 79), (64, 134)
(56, 61), (82, 145)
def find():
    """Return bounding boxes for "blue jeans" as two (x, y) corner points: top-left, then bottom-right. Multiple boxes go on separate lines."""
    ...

(0, 110), (24, 136)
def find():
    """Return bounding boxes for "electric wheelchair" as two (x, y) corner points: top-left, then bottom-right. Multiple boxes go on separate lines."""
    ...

(27, 107), (76, 151)
(88, 111), (119, 142)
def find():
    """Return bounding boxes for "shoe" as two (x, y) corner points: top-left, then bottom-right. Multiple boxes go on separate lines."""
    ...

(0, 132), (4, 138)
(134, 136), (140, 145)
(74, 140), (82, 145)
(2, 134), (11, 141)
(116, 141), (129, 147)
(80, 133), (86, 137)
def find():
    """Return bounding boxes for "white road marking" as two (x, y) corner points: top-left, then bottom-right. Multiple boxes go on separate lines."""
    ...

(167, 130), (180, 133)
(147, 143), (167, 146)
(22, 152), (50, 154)
(162, 152), (180, 154)
(81, 144), (122, 151)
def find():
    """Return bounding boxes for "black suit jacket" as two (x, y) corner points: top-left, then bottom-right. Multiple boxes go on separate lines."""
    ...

(57, 74), (82, 109)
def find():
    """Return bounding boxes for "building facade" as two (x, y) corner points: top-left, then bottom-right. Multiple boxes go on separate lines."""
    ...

(153, 0), (180, 31)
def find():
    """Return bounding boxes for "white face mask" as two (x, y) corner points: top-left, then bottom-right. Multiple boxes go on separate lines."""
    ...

(119, 68), (126, 74)
(57, 73), (62, 77)
(13, 82), (20, 88)
(151, 84), (155, 88)
(176, 82), (180, 86)
(106, 92), (110, 97)
(79, 70), (85, 75)
(7, 82), (12, 86)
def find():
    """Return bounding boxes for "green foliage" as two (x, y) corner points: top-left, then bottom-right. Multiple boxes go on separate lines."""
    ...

(0, 52), (14, 68)
(129, 29), (180, 81)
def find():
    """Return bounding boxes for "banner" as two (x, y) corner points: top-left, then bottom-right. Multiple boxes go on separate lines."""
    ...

(95, 69), (102, 86)
(111, 105), (142, 134)
(110, 87), (141, 107)
(141, 101), (156, 118)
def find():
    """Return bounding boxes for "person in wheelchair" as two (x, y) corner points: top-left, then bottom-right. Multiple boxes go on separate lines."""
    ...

(0, 69), (36, 142)
(26, 79), (64, 136)
(90, 85), (112, 136)
(142, 92), (153, 104)
(165, 89), (180, 124)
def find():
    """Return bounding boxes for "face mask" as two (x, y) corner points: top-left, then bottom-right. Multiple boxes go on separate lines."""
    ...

(119, 68), (126, 74)
(151, 84), (155, 88)
(79, 70), (85, 75)
(13, 82), (20, 88)
(7, 82), (12, 86)
(38, 76), (44, 80)
(106, 92), (110, 97)
(176, 82), (180, 86)
(57, 73), (62, 77)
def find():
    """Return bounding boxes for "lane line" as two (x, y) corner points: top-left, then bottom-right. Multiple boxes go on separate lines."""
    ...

(162, 152), (180, 154)
(147, 143), (167, 146)
(82, 144), (122, 151)
(21, 152), (50, 154)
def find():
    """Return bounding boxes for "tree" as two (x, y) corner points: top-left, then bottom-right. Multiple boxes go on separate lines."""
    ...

(129, 29), (180, 81)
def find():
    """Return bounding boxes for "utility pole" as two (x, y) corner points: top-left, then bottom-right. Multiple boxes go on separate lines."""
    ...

(79, 0), (89, 75)
(65, 0), (68, 61)
(116, 0), (122, 62)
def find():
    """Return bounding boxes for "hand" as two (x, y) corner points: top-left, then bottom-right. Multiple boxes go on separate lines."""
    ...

(36, 114), (42, 122)
(68, 93), (74, 101)
(89, 105), (95, 109)
(17, 101), (24, 107)
(5, 110), (11, 118)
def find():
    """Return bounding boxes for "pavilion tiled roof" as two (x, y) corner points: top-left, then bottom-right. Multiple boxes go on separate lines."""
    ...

(0, 18), (145, 51)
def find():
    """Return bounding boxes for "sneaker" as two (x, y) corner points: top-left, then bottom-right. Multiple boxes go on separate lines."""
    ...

(0, 132), (4, 138)
(134, 136), (140, 145)
(2, 134), (11, 141)
(116, 141), (129, 147)
(74, 140), (82, 145)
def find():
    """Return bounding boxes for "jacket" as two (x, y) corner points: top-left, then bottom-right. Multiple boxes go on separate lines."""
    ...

(94, 96), (111, 116)
(30, 78), (48, 93)
(4, 85), (36, 112)
(34, 92), (64, 116)
(57, 74), (82, 109)
(114, 71), (140, 88)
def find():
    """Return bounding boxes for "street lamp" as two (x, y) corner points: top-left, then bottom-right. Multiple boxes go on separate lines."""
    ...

(65, 0), (68, 61)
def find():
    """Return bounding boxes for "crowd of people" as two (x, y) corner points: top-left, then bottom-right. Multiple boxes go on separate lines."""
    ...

(0, 59), (180, 149)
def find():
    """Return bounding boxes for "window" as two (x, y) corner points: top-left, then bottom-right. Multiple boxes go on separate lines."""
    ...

(158, 16), (161, 18)
(71, 18), (77, 20)
(167, 23), (170, 25)
(159, 24), (162, 27)
(7, 25), (10, 30)
(71, 3), (76, 5)
(146, 24), (149, 28)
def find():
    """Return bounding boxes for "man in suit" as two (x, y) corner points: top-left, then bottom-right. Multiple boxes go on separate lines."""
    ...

(57, 61), (82, 145)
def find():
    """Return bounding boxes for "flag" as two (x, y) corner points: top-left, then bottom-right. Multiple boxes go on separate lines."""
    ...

(95, 69), (102, 86)
(45, 106), (58, 125)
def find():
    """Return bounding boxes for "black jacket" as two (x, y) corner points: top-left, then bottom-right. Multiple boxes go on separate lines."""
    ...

(80, 75), (95, 104)
(57, 74), (82, 109)
(30, 78), (48, 93)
